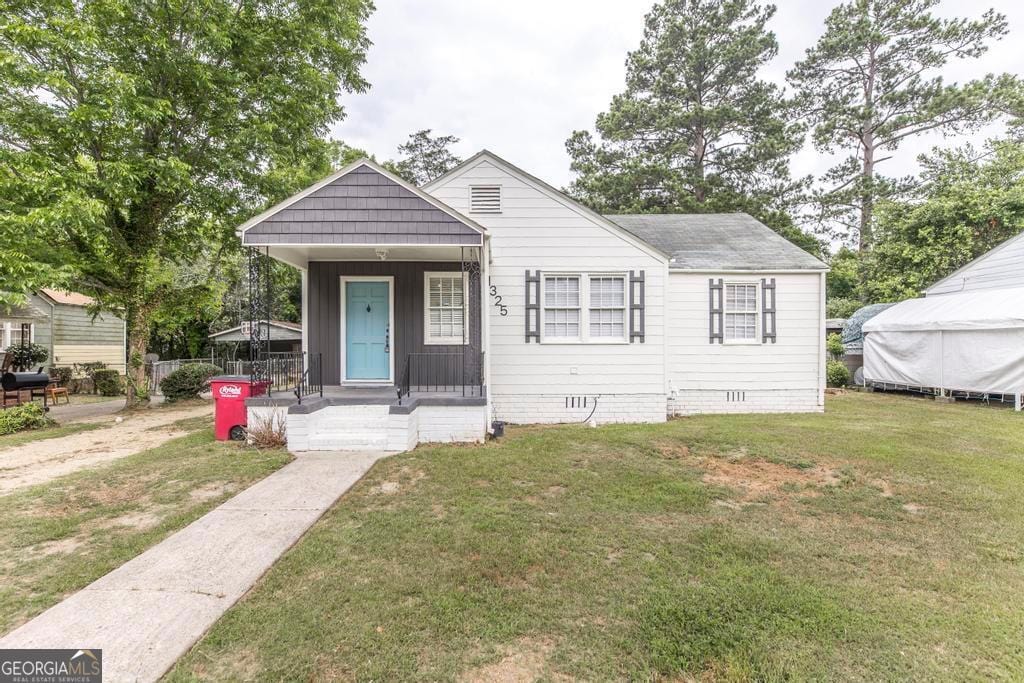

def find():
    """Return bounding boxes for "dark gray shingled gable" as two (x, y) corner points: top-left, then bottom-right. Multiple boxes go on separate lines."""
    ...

(243, 165), (481, 246)
(604, 213), (827, 271)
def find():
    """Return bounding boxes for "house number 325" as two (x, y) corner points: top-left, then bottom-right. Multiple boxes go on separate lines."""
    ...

(489, 285), (508, 316)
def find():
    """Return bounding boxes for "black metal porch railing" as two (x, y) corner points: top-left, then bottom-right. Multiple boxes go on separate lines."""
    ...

(251, 351), (322, 404)
(398, 351), (485, 402)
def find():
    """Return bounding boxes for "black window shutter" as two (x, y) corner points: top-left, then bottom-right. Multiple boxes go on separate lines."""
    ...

(709, 278), (724, 343)
(629, 270), (645, 343)
(761, 277), (777, 343)
(525, 270), (541, 343)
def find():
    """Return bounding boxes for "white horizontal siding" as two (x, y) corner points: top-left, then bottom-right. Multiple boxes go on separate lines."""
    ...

(926, 233), (1024, 295)
(667, 272), (824, 412)
(429, 159), (668, 423)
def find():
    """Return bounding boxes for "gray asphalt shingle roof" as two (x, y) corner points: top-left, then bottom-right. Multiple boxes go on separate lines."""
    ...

(604, 213), (827, 271)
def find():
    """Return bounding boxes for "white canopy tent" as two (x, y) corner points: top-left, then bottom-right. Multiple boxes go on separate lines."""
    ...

(863, 286), (1024, 404)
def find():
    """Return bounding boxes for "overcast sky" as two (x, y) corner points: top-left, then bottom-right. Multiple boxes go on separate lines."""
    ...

(332, 0), (1024, 191)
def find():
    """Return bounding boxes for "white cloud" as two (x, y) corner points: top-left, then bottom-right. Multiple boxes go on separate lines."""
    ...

(332, 0), (1024, 191)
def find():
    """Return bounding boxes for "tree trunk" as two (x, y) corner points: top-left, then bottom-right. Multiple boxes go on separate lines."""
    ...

(123, 302), (151, 409)
(859, 139), (874, 252)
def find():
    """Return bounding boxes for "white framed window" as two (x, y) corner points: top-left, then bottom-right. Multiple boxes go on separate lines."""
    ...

(424, 271), (469, 345)
(2, 321), (34, 349)
(724, 283), (758, 342)
(543, 275), (581, 340)
(541, 273), (628, 343)
(589, 276), (626, 339)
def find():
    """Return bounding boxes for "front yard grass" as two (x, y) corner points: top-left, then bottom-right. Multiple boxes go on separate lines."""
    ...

(0, 421), (102, 450)
(169, 392), (1024, 681)
(0, 426), (291, 634)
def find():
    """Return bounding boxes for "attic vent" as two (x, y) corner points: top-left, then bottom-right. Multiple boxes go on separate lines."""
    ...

(470, 185), (501, 214)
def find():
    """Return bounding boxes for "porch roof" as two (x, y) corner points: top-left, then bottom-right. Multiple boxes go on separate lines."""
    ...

(238, 159), (484, 251)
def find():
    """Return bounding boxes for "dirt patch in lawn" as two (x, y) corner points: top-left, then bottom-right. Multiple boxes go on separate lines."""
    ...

(699, 456), (841, 503)
(189, 481), (234, 503)
(459, 637), (558, 683)
(0, 403), (212, 495)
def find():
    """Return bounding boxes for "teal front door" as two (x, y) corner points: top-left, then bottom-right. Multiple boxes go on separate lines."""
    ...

(345, 280), (390, 380)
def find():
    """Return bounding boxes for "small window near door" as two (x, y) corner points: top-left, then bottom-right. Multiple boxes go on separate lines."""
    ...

(424, 272), (468, 345)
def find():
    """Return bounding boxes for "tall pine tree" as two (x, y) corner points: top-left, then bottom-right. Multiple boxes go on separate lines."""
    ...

(566, 0), (813, 251)
(788, 0), (1015, 251)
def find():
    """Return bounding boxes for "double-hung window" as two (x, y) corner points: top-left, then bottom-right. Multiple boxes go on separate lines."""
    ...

(543, 276), (581, 340)
(724, 283), (758, 342)
(424, 272), (468, 345)
(1, 321), (33, 349)
(541, 273), (627, 343)
(589, 276), (625, 339)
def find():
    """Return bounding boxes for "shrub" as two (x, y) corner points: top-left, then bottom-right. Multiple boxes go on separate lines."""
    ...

(5, 343), (49, 371)
(246, 411), (287, 449)
(93, 369), (124, 396)
(49, 366), (74, 386)
(0, 403), (55, 435)
(160, 363), (220, 402)
(826, 359), (851, 388)
(826, 333), (845, 360)
(74, 361), (108, 394)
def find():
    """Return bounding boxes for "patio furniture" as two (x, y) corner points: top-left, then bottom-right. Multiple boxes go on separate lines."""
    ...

(46, 381), (70, 405)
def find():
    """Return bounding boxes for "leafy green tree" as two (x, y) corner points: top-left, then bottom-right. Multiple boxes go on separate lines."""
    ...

(565, 0), (810, 248)
(864, 139), (1024, 301)
(387, 130), (462, 186)
(788, 0), (1016, 250)
(0, 0), (372, 406)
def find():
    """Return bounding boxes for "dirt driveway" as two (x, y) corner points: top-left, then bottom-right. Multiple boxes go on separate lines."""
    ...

(0, 403), (213, 495)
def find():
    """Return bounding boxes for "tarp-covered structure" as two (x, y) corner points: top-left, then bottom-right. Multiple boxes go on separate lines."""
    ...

(862, 286), (1024, 395)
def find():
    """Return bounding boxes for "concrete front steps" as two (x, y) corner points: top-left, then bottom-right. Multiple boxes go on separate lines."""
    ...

(249, 398), (488, 452)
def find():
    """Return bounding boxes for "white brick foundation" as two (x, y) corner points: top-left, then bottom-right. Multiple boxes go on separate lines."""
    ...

(491, 393), (667, 424)
(247, 402), (487, 452)
(668, 388), (822, 415)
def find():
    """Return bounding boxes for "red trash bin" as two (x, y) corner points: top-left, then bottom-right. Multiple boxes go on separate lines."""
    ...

(211, 376), (270, 441)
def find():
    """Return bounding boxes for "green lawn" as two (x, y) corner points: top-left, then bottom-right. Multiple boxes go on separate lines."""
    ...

(167, 392), (1024, 681)
(0, 421), (103, 450)
(0, 426), (291, 634)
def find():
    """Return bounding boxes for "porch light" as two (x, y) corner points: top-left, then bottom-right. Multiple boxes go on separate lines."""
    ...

(375, 247), (389, 261)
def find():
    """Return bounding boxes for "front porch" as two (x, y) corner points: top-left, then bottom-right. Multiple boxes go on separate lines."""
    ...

(236, 159), (491, 450)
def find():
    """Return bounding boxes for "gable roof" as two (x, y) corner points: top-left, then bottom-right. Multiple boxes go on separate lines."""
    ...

(208, 320), (302, 340)
(924, 230), (1024, 295)
(423, 150), (669, 262)
(238, 158), (486, 246)
(39, 289), (96, 306)
(604, 214), (828, 271)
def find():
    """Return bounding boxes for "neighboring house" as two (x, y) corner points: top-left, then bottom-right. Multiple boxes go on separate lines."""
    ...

(0, 289), (127, 373)
(242, 152), (828, 450)
(863, 231), (1024, 405)
(208, 320), (303, 356)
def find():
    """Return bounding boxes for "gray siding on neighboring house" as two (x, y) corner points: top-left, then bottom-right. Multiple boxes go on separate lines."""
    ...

(244, 165), (482, 246)
(52, 304), (124, 344)
(308, 261), (482, 385)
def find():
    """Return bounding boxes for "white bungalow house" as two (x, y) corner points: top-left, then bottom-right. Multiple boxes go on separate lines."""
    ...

(242, 151), (828, 450)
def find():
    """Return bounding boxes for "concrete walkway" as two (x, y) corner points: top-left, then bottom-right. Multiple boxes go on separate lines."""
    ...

(0, 450), (389, 682)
